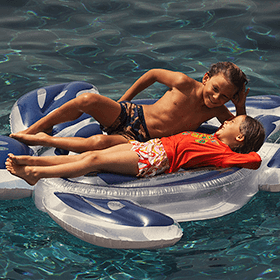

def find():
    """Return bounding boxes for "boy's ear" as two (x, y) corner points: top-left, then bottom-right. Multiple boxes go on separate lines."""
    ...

(236, 134), (244, 142)
(202, 72), (210, 85)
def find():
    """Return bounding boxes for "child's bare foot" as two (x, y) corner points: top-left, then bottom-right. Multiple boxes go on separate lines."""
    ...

(9, 132), (50, 146)
(7, 153), (33, 166)
(5, 161), (39, 186)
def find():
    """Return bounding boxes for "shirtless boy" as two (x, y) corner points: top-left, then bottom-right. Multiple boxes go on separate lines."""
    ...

(10, 62), (249, 153)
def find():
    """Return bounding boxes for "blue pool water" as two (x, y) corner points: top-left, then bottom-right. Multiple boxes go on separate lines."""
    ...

(0, 0), (280, 279)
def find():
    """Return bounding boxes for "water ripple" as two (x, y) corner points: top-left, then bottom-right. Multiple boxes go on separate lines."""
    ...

(0, 1), (280, 279)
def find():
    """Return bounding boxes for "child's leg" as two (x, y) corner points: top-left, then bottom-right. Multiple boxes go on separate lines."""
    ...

(6, 152), (89, 166)
(10, 93), (122, 135)
(7, 142), (135, 167)
(10, 132), (129, 152)
(6, 146), (139, 186)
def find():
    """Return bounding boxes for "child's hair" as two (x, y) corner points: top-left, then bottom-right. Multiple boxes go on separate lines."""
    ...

(207, 62), (248, 100)
(232, 116), (265, 154)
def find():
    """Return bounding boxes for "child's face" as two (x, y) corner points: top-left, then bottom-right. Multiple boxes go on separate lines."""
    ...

(216, 115), (245, 147)
(202, 73), (237, 108)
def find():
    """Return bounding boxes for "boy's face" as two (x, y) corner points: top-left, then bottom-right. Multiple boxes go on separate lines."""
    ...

(216, 115), (245, 147)
(202, 73), (237, 108)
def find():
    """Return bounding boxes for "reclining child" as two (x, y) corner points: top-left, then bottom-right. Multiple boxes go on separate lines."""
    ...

(6, 115), (265, 186)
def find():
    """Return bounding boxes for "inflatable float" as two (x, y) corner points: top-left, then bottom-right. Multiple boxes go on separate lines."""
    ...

(0, 81), (279, 249)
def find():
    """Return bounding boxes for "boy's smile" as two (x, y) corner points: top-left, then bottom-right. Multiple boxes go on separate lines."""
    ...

(202, 73), (238, 108)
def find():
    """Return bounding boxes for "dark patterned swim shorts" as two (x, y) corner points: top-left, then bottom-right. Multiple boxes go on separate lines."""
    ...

(100, 101), (151, 142)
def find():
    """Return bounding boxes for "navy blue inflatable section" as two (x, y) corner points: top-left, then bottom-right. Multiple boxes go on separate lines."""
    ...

(74, 123), (102, 138)
(256, 115), (280, 140)
(54, 122), (103, 156)
(88, 167), (238, 186)
(15, 82), (95, 135)
(55, 192), (174, 227)
(0, 135), (33, 169)
(89, 172), (138, 184)
(268, 148), (280, 168)
(246, 95), (280, 110)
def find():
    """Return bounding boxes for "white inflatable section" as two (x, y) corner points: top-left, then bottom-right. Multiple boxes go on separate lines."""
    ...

(258, 143), (280, 192)
(37, 88), (47, 109)
(9, 103), (27, 134)
(0, 170), (33, 200)
(33, 167), (260, 222)
(43, 192), (182, 249)
(75, 88), (99, 97)
(54, 90), (67, 101)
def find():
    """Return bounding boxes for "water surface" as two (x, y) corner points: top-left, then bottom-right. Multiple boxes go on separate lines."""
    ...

(0, 0), (280, 279)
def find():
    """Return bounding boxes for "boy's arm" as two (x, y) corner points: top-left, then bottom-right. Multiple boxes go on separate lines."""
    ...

(216, 106), (234, 124)
(118, 69), (192, 102)
(216, 86), (250, 124)
(232, 85), (250, 116)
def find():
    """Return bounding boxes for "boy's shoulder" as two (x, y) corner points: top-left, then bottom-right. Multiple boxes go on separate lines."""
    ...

(172, 72), (199, 88)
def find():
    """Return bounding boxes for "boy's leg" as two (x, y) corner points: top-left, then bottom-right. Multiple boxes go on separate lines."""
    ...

(11, 93), (122, 135)
(10, 132), (129, 152)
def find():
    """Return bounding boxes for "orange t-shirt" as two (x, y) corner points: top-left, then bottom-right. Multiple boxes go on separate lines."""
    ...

(160, 132), (261, 173)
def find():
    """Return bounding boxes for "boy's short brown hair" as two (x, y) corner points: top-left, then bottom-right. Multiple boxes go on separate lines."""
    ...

(207, 62), (248, 100)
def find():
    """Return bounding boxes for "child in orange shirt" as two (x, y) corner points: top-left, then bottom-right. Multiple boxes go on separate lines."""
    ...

(6, 115), (265, 185)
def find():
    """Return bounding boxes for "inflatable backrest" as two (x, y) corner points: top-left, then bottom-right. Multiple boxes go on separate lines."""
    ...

(256, 114), (280, 141)
(10, 81), (99, 135)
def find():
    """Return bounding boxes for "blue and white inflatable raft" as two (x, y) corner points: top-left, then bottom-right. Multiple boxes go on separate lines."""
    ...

(1, 81), (280, 249)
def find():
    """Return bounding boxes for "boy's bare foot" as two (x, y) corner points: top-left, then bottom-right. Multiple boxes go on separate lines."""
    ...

(9, 132), (50, 146)
(5, 161), (39, 186)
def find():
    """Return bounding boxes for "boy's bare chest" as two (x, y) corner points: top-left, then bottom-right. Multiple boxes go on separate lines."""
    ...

(167, 95), (216, 119)
(166, 98), (220, 131)
(144, 88), (221, 132)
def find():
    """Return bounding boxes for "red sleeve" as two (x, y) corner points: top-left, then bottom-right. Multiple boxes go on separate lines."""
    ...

(221, 150), (262, 170)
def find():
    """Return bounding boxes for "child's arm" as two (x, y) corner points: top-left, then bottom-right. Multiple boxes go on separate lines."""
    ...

(118, 69), (193, 102)
(222, 151), (262, 170)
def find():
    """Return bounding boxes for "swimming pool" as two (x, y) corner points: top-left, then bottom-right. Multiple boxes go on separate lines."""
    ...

(0, 0), (280, 278)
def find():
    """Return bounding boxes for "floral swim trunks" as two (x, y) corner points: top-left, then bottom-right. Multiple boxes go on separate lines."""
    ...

(100, 101), (150, 142)
(130, 138), (170, 177)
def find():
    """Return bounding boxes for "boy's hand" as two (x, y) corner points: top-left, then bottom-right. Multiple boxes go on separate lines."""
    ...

(232, 84), (250, 108)
(231, 84), (249, 116)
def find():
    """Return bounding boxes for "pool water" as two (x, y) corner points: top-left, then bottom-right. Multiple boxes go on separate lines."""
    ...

(0, 0), (280, 279)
